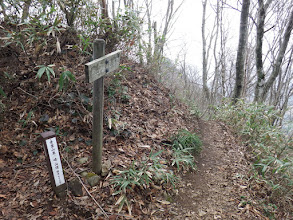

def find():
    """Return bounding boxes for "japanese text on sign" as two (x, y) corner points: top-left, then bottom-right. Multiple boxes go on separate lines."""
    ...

(45, 137), (65, 187)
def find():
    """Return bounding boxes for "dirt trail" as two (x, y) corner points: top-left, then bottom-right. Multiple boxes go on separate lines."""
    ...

(171, 120), (267, 220)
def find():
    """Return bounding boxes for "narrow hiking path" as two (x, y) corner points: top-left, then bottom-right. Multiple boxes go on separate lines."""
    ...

(171, 120), (269, 220)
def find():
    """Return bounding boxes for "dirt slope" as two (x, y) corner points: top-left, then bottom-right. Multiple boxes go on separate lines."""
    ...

(0, 47), (200, 219)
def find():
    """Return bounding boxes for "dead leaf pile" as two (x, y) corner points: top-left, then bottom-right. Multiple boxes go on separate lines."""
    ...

(0, 39), (199, 219)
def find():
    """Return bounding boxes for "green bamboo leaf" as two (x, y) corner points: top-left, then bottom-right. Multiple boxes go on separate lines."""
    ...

(36, 66), (46, 79)
(261, 165), (268, 175)
(151, 150), (163, 158)
(66, 71), (76, 81)
(58, 76), (65, 91)
(46, 68), (51, 82)
(48, 67), (55, 77)
(0, 87), (6, 97)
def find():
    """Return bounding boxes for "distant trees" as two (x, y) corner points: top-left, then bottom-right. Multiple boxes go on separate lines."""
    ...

(231, 0), (293, 106)
(0, 0), (183, 73)
(198, 0), (293, 117)
(144, 0), (184, 72)
(201, 0), (226, 104)
(254, 4), (293, 103)
(1, 0), (293, 120)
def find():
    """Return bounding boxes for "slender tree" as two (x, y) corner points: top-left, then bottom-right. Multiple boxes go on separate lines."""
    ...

(144, 0), (184, 71)
(21, 0), (32, 22)
(232, 0), (250, 103)
(257, 7), (293, 102)
(58, 0), (82, 27)
(0, 0), (7, 20)
(201, 0), (210, 100)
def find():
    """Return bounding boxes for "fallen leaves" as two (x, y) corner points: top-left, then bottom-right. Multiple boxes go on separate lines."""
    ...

(0, 46), (200, 219)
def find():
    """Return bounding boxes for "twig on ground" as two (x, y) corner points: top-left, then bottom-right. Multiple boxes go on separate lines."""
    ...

(62, 156), (109, 219)
(18, 87), (38, 99)
(74, 84), (92, 115)
(93, 212), (137, 220)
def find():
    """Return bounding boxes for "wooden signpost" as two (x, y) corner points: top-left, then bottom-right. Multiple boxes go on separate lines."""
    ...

(40, 131), (66, 197)
(85, 39), (121, 174)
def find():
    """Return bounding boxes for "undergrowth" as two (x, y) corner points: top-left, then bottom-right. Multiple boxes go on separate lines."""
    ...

(110, 150), (177, 213)
(171, 129), (202, 155)
(110, 130), (202, 214)
(170, 129), (202, 171)
(214, 99), (293, 218)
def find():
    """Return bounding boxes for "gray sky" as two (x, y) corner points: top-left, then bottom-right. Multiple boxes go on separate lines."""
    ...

(165, 0), (203, 66)
(164, 0), (241, 69)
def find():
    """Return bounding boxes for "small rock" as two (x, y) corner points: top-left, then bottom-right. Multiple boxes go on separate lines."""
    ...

(39, 114), (49, 122)
(78, 157), (88, 164)
(214, 215), (222, 219)
(86, 174), (100, 187)
(101, 160), (111, 177)
(81, 171), (88, 177)
(69, 178), (83, 197)
(0, 145), (8, 154)
(0, 159), (5, 168)
(199, 210), (207, 217)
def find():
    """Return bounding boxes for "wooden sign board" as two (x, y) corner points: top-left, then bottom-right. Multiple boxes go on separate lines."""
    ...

(85, 50), (122, 83)
(41, 131), (66, 197)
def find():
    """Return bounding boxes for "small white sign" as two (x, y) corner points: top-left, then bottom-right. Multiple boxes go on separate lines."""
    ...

(45, 137), (65, 187)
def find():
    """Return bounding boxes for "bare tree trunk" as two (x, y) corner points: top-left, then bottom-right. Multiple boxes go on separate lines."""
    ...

(254, 0), (273, 102)
(58, 0), (81, 27)
(220, 0), (227, 97)
(112, 0), (115, 19)
(145, 0), (153, 66)
(100, 0), (109, 18)
(0, 0), (7, 20)
(137, 25), (144, 65)
(202, 0), (210, 100)
(211, 0), (220, 103)
(232, 0), (250, 103)
(21, 0), (32, 22)
(260, 8), (293, 102)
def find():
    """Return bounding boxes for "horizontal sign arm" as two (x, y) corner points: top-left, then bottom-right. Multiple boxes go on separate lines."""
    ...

(85, 50), (122, 83)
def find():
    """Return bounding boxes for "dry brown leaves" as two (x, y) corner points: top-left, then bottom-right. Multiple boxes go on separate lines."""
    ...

(0, 45), (199, 219)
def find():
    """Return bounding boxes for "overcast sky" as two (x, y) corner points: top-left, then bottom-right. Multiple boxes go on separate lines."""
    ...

(163, 0), (241, 69)
(164, 0), (202, 66)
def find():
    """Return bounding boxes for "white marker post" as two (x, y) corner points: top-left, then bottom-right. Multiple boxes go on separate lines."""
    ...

(41, 131), (66, 197)
(85, 39), (121, 174)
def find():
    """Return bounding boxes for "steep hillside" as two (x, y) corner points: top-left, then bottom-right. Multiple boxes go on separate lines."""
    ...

(0, 45), (201, 219)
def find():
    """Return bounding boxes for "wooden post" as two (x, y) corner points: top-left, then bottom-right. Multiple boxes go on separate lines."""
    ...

(85, 40), (121, 175)
(92, 39), (105, 175)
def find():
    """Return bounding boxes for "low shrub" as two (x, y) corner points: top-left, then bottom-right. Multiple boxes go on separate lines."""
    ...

(170, 129), (202, 171)
(214, 99), (293, 217)
(110, 151), (177, 213)
(171, 129), (202, 155)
